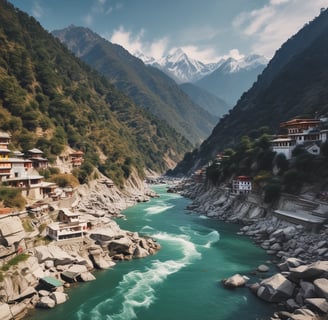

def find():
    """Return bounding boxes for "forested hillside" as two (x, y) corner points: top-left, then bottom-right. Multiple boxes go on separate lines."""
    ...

(0, 0), (192, 186)
(52, 26), (217, 145)
(173, 8), (328, 175)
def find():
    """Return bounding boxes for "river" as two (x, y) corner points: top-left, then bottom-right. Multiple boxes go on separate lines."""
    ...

(28, 185), (276, 320)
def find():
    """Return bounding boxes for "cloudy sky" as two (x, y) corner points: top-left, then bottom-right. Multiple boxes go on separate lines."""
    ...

(8, 0), (328, 62)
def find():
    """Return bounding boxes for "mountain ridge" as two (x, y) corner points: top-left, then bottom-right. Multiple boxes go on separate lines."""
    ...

(173, 8), (328, 175)
(53, 26), (217, 145)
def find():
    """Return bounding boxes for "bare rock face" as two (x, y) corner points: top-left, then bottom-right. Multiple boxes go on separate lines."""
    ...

(0, 303), (12, 320)
(34, 245), (78, 266)
(0, 216), (25, 246)
(257, 273), (295, 302)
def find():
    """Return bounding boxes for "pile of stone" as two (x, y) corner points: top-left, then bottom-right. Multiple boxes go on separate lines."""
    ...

(256, 260), (328, 319)
(0, 231), (160, 319)
(222, 260), (328, 319)
(238, 216), (328, 264)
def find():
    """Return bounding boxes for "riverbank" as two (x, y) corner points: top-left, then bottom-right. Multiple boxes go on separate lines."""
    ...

(178, 180), (328, 319)
(0, 173), (160, 320)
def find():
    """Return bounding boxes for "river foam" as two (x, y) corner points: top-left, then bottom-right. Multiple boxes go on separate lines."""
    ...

(79, 232), (201, 320)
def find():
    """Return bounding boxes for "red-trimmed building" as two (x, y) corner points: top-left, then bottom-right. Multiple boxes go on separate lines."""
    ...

(232, 176), (252, 194)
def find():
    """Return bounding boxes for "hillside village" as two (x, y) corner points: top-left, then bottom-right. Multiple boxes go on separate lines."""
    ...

(0, 130), (161, 318)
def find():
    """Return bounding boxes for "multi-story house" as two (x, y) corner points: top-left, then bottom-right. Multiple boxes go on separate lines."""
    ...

(271, 118), (327, 159)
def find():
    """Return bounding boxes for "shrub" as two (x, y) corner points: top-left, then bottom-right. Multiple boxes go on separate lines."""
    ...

(264, 183), (281, 203)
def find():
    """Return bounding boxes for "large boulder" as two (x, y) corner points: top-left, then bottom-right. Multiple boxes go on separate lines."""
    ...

(108, 237), (134, 255)
(289, 261), (328, 281)
(88, 247), (115, 269)
(305, 298), (328, 314)
(37, 296), (56, 308)
(0, 216), (25, 246)
(313, 278), (328, 299)
(222, 274), (248, 288)
(49, 292), (68, 305)
(133, 245), (149, 258)
(34, 245), (77, 266)
(257, 273), (295, 302)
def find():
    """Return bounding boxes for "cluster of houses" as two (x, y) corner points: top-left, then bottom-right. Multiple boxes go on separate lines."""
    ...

(192, 117), (328, 195)
(0, 131), (84, 201)
(0, 131), (89, 241)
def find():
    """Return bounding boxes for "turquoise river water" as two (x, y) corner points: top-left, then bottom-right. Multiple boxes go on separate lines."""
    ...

(27, 185), (276, 320)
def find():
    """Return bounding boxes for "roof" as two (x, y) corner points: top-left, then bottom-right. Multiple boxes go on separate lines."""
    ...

(59, 208), (79, 217)
(280, 118), (320, 128)
(236, 176), (251, 181)
(28, 148), (43, 154)
(0, 132), (10, 138)
(40, 276), (64, 287)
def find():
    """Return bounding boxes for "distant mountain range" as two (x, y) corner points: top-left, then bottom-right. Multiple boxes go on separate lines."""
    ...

(173, 8), (328, 175)
(136, 49), (268, 106)
(53, 26), (217, 145)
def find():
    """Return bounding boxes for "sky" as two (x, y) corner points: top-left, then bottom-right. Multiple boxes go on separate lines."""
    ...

(8, 0), (328, 63)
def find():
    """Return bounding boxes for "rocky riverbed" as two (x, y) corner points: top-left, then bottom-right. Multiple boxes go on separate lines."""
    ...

(179, 181), (328, 320)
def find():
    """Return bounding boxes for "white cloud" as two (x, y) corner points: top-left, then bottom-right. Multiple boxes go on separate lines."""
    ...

(106, 26), (169, 60)
(233, 0), (327, 58)
(83, 14), (93, 26)
(31, 0), (43, 18)
(177, 45), (220, 63)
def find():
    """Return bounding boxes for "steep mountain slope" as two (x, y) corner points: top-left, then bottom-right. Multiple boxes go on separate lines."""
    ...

(174, 8), (328, 174)
(179, 83), (230, 118)
(0, 0), (192, 185)
(195, 55), (267, 106)
(52, 26), (217, 145)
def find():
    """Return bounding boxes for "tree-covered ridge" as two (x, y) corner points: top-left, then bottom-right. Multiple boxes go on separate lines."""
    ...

(173, 8), (328, 175)
(0, 0), (191, 186)
(206, 131), (328, 202)
(52, 26), (217, 145)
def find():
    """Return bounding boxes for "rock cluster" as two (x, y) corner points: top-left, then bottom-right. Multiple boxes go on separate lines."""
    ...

(0, 175), (161, 319)
(179, 181), (328, 319)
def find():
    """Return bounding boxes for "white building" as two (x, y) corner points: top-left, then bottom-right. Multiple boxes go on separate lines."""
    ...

(232, 176), (252, 194)
(46, 209), (87, 241)
(271, 118), (327, 159)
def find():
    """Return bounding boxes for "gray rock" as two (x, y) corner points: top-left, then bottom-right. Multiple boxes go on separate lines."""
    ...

(49, 292), (68, 305)
(133, 245), (149, 258)
(299, 281), (316, 299)
(257, 264), (269, 272)
(108, 237), (134, 255)
(0, 216), (26, 246)
(305, 298), (328, 314)
(38, 290), (50, 297)
(78, 271), (96, 282)
(313, 278), (328, 299)
(37, 296), (56, 308)
(257, 273), (295, 303)
(289, 261), (328, 280)
(270, 243), (282, 251)
(223, 274), (248, 288)
(285, 298), (300, 312)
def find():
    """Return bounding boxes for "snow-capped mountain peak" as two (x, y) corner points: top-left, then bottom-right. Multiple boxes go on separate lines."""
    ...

(135, 48), (268, 83)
